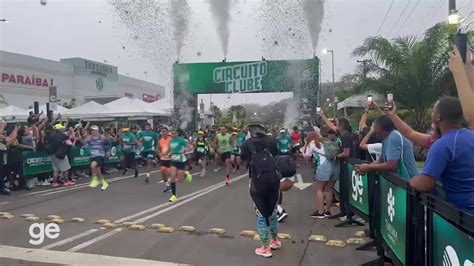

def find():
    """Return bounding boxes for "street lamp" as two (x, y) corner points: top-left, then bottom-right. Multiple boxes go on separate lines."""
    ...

(333, 96), (338, 118)
(0, 19), (9, 23)
(448, 0), (460, 25)
(322, 49), (335, 85)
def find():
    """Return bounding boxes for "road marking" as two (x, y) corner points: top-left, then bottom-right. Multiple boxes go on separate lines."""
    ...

(0, 201), (9, 206)
(293, 174), (312, 190)
(0, 245), (180, 265)
(64, 174), (248, 252)
(41, 229), (99, 250)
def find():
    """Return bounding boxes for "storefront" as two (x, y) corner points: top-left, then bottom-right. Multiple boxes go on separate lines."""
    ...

(0, 50), (165, 109)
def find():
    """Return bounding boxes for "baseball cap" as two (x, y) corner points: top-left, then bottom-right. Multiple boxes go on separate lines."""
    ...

(247, 117), (265, 128)
(90, 125), (100, 131)
(54, 123), (65, 130)
(198, 130), (204, 135)
(122, 127), (130, 132)
(279, 129), (286, 133)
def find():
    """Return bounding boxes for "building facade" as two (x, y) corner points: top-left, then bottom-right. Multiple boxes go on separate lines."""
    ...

(0, 50), (165, 109)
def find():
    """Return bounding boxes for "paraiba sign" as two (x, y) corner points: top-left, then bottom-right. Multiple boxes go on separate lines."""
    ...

(173, 58), (319, 94)
(347, 164), (369, 216)
(432, 213), (473, 266)
(379, 176), (407, 264)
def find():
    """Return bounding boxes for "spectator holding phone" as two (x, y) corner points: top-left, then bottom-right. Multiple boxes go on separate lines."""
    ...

(410, 97), (474, 214)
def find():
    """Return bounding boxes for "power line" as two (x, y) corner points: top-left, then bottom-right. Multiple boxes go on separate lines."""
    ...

(394, 0), (421, 36)
(376, 0), (395, 36)
(388, 0), (412, 37)
(417, 0), (445, 36)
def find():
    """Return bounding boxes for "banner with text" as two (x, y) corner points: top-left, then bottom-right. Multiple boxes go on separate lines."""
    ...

(173, 58), (319, 94)
(347, 163), (369, 216)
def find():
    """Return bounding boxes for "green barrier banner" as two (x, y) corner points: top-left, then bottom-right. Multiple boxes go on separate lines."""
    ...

(347, 163), (369, 216)
(23, 152), (53, 176)
(334, 180), (340, 194)
(69, 147), (92, 167)
(380, 176), (407, 264)
(432, 213), (474, 266)
(173, 58), (319, 94)
(106, 146), (122, 164)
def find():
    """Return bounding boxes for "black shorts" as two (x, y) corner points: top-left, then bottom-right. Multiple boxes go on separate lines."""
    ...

(195, 152), (207, 161)
(160, 160), (171, 168)
(91, 156), (106, 173)
(220, 152), (232, 162)
(171, 161), (186, 170)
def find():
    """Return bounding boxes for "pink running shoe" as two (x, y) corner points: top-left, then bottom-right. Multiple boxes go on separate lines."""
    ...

(225, 177), (230, 186)
(255, 246), (272, 258)
(270, 239), (282, 250)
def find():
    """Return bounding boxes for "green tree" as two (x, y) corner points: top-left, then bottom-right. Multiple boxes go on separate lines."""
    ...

(352, 23), (457, 129)
(228, 105), (246, 125)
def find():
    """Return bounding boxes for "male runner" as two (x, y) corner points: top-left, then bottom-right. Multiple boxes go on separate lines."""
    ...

(276, 128), (295, 222)
(158, 127), (172, 192)
(137, 123), (158, 183)
(168, 129), (193, 202)
(231, 129), (246, 174)
(212, 127), (233, 185)
(121, 128), (139, 178)
(194, 131), (208, 177)
(83, 125), (109, 191)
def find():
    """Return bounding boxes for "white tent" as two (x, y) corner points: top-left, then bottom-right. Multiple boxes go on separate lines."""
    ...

(104, 97), (157, 117)
(146, 98), (172, 116)
(0, 105), (29, 120)
(62, 101), (113, 119)
(337, 93), (384, 110)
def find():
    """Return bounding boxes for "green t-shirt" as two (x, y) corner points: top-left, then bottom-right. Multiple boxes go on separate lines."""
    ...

(169, 136), (188, 162)
(138, 131), (158, 152)
(277, 135), (292, 154)
(233, 134), (246, 154)
(216, 134), (232, 153)
(122, 133), (137, 153)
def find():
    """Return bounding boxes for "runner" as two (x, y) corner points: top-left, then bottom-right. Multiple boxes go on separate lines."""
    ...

(158, 127), (172, 192)
(290, 126), (302, 162)
(137, 123), (158, 183)
(275, 128), (294, 222)
(168, 129), (193, 202)
(121, 128), (139, 178)
(231, 129), (246, 174)
(83, 125), (109, 191)
(194, 130), (208, 177)
(212, 127), (233, 185)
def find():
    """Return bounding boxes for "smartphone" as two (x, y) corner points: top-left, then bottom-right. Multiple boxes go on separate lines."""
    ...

(367, 95), (373, 105)
(387, 92), (393, 102)
(316, 106), (321, 115)
(454, 32), (468, 64)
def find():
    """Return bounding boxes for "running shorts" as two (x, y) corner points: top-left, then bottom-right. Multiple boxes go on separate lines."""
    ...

(160, 160), (171, 168)
(220, 152), (232, 161)
(171, 161), (186, 170)
(142, 150), (156, 160)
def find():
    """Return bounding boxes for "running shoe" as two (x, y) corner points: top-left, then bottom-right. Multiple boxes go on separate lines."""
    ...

(185, 171), (193, 183)
(278, 210), (288, 223)
(270, 239), (282, 250)
(90, 176), (99, 188)
(40, 180), (50, 186)
(255, 246), (272, 258)
(200, 169), (206, 178)
(232, 168), (237, 173)
(134, 169), (139, 178)
(225, 177), (230, 186)
(145, 177), (149, 183)
(214, 167), (220, 172)
(122, 168), (128, 175)
(101, 180), (109, 191)
(51, 183), (60, 189)
(63, 181), (74, 187)
(169, 195), (177, 202)
(310, 211), (325, 219)
(163, 186), (171, 193)
(324, 211), (331, 217)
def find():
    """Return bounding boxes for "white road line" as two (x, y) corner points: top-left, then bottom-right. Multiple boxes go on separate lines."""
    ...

(41, 229), (99, 250)
(67, 228), (123, 252)
(63, 174), (248, 252)
(0, 201), (9, 206)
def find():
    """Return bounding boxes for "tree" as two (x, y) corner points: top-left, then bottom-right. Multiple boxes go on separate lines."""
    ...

(210, 105), (222, 121)
(352, 23), (457, 129)
(228, 105), (246, 125)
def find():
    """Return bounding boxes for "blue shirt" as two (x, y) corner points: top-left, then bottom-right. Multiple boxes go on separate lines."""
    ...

(422, 129), (474, 214)
(382, 130), (420, 180)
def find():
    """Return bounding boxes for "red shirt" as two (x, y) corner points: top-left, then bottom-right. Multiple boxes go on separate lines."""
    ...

(290, 132), (301, 144)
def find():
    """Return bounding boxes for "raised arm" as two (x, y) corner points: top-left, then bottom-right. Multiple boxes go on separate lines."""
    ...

(359, 103), (369, 131)
(359, 123), (375, 151)
(449, 46), (474, 128)
(319, 111), (337, 132)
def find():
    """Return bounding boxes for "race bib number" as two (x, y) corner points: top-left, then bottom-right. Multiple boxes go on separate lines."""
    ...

(280, 148), (288, 153)
(171, 154), (182, 161)
(197, 147), (205, 153)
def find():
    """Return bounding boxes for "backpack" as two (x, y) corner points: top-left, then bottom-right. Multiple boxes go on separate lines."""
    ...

(248, 140), (280, 190)
(275, 155), (296, 178)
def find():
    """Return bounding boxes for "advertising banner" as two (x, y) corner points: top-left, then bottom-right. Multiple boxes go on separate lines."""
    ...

(347, 163), (369, 216)
(23, 152), (52, 176)
(173, 58), (319, 94)
(69, 147), (91, 167)
(379, 175), (407, 264)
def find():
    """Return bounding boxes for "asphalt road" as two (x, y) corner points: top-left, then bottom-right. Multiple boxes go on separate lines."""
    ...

(0, 163), (378, 265)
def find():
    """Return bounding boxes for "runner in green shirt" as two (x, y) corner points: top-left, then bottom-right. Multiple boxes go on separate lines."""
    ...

(121, 128), (139, 178)
(276, 129), (292, 155)
(212, 127), (233, 186)
(231, 129), (246, 174)
(138, 123), (159, 183)
(195, 130), (209, 178)
(168, 128), (193, 203)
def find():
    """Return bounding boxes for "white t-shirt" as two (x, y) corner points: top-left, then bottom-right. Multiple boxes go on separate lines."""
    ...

(305, 141), (327, 166)
(367, 143), (382, 161)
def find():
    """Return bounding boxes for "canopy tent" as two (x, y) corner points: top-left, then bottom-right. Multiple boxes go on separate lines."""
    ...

(104, 97), (159, 117)
(0, 105), (29, 120)
(28, 104), (69, 115)
(337, 93), (384, 110)
(62, 101), (114, 120)
(146, 98), (172, 116)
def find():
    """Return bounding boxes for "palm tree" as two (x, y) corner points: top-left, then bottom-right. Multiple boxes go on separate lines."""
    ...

(352, 23), (457, 129)
(228, 105), (246, 125)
